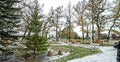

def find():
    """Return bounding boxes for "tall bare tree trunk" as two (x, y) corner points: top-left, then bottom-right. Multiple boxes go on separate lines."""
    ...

(97, 26), (101, 40)
(56, 18), (59, 42)
(68, 3), (72, 42)
(81, 16), (84, 42)
(107, 20), (116, 41)
(92, 13), (94, 41)
(86, 25), (89, 38)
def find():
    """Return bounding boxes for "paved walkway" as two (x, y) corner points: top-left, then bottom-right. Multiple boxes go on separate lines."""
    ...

(68, 46), (117, 62)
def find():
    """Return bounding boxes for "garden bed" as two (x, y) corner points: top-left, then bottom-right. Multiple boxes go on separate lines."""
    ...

(48, 45), (101, 62)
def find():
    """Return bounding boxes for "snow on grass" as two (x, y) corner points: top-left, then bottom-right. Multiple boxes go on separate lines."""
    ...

(46, 52), (70, 62)
(68, 46), (117, 62)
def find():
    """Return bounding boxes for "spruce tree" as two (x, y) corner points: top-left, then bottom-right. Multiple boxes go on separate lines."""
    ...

(0, 0), (21, 60)
(0, 0), (21, 40)
(24, 0), (48, 56)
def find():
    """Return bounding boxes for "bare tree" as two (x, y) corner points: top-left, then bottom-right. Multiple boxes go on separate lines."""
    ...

(87, 0), (107, 40)
(41, 7), (56, 38)
(107, 0), (120, 41)
(54, 6), (63, 42)
(63, 2), (75, 42)
(74, 1), (87, 41)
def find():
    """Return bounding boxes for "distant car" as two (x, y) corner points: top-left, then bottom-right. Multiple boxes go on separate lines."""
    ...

(112, 34), (120, 39)
(99, 34), (107, 39)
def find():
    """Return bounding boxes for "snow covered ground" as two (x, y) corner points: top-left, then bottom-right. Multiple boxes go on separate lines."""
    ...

(46, 42), (117, 62)
(68, 46), (117, 62)
(46, 52), (70, 62)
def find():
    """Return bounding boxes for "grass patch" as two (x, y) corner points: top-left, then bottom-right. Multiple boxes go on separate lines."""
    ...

(49, 45), (101, 62)
(104, 43), (114, 46)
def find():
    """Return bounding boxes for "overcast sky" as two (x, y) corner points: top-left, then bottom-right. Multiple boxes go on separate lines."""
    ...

(38, 0), (82, 35)
(38, 0), (114, 36)
(39, 0), (81, 14)
(39, 0), (113, 14)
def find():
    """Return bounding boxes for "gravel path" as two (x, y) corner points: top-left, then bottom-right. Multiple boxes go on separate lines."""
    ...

(68, 46), (117, 62)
